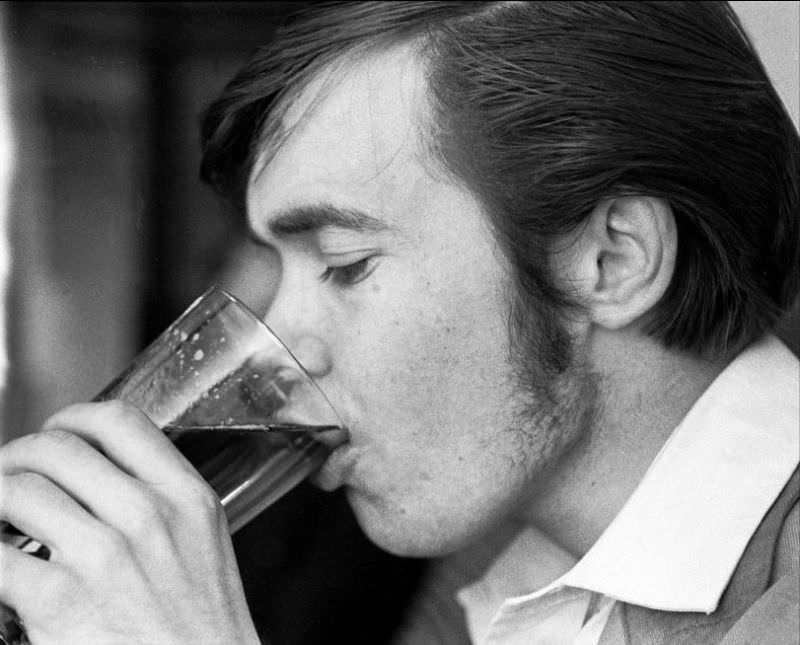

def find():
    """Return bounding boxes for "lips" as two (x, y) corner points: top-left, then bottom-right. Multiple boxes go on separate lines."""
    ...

(310, 438), (353, 491)
(310, 425), (349, 450)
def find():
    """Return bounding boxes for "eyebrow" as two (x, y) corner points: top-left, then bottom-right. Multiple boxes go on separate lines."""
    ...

(264, 203), (393, 238)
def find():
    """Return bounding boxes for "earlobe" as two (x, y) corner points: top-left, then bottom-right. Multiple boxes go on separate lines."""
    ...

(561, 195), (677, 330)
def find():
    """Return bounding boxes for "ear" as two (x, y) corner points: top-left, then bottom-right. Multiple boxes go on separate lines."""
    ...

(557, 195), (677, 330)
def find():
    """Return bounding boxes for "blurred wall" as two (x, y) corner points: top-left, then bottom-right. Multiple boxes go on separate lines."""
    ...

(0, 5), (13, 431)
(732, 1), (799, 127)
(3, 3), (295, 439)
(6, 5), (149, 438)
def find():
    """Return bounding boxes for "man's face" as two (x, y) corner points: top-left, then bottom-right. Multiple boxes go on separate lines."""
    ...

(246, 46), (588, 556)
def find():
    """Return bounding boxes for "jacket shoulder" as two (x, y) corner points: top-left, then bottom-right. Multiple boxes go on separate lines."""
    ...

(719, 570), (799, 645)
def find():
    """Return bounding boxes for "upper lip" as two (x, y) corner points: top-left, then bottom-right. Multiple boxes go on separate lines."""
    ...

(308, 433), (353, 491)
(310, 425), (350, 450)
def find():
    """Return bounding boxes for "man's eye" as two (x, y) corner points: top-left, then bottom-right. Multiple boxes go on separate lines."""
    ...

(320, 257), (376, 286)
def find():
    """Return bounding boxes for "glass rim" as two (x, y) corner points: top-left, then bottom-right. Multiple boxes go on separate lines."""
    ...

(196, 285), (345, 429)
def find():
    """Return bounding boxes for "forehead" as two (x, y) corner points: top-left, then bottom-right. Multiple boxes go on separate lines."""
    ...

(246, 44), (438, 232)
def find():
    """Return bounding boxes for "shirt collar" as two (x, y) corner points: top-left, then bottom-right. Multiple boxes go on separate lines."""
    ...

(460, 334), (799, 624)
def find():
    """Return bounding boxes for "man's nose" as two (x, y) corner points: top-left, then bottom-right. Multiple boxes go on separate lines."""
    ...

(284, 334), (333, 380)
(263, 301), (333, 380)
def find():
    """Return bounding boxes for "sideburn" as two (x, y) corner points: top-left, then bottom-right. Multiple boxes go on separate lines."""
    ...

(506, 283), (601, 464)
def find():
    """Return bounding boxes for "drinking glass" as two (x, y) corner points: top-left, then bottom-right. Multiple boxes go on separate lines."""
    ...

(0, 286), (346, 645)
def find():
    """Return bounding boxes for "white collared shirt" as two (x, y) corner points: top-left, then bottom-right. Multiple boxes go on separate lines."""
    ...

(457, 335), (799, 645)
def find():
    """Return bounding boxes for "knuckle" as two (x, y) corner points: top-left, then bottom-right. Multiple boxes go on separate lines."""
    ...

(22, 428), (82, 455)
(41, 402), (90, 429)
(37, 564), (81, 609)
(0, 435), (21, 461)
(39, 427), (82, 449)
(40, 567), (77, 602)
(1, 427), (86, 468)
(182, 478), (224, 523)
(21, 430), (88, 467)
(9, 469), (47, 491)
(84, 524), (129, 569)
(126, 493), (169, 539)
(97, 399), (151, 427)
(1, 471), (44, 507)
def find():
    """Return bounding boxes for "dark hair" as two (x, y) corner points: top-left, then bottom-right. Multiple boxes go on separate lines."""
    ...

(201, 1), (800, 359)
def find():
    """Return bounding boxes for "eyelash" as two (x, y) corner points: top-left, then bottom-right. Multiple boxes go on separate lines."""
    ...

(320, 257), (376, 286)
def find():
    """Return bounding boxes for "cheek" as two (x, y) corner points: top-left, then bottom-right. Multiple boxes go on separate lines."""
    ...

(330, 274), (545, 555)
(346, 270), (514, 440)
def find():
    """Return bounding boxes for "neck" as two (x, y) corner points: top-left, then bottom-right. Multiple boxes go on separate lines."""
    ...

(521, 328), (728, 557)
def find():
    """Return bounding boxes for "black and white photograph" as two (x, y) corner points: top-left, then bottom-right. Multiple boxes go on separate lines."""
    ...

(0, 3), (797, 644)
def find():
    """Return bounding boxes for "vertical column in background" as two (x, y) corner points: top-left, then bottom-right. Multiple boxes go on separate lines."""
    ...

(2, 6), (150, 441)
(0, 5), (13, 434)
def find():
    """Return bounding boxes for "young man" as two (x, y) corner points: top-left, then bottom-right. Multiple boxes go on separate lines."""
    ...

(1, 2), (797, 644)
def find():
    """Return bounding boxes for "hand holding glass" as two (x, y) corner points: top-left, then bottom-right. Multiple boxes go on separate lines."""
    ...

(0, 287), (346, 644)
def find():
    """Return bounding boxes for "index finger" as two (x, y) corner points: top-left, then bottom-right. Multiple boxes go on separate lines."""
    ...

(40, 401), (198, 487)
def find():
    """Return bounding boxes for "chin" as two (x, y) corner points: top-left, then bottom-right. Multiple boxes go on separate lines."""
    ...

(345, 489), (480, 558)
